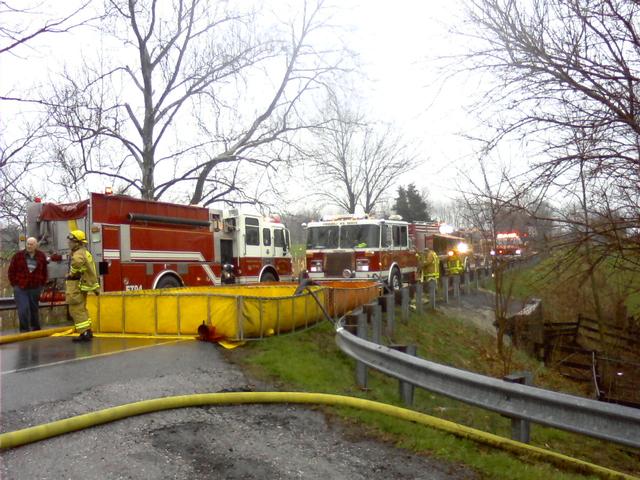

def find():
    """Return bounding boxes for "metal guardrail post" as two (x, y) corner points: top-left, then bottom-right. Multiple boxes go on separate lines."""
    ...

(463, 271), (471, 295)
(364, 303), (382, 345)
(427, 279), (437, 309)
(452, 275), (460, 302)
(415, 283), (423, 314)
(399, 287), (409, 323)
(390, 344), (417, 406)
(356, 312), (368, 389)
(442, 276), (449, 304)
(345, 311), (368, 389)
(378, 294), (395, 337)
(504, 372), (532, 443)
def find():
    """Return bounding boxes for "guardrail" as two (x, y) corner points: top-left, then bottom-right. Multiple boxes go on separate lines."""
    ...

(0, 297), (66, 311)
(335, 323), (640, 448)
(0, 297), (15, 311)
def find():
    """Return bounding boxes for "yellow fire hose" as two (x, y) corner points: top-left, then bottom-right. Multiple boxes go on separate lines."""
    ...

(0, 327), (73, 345)
(0, 392), (634, 479)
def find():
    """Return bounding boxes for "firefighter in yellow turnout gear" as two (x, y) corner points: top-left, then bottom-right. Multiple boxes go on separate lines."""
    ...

(66, 230), (100, 342)
(421, 248), (440, 283)
(417, 247), (440, 309)
(447, 251), (464, 275)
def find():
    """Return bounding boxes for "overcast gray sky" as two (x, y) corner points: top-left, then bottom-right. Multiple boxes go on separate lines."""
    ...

(1, 0), (486, 215)
(342, 0), (482, 201)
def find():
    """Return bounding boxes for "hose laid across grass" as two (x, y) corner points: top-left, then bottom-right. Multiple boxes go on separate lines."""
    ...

(0, 392), (634, 479)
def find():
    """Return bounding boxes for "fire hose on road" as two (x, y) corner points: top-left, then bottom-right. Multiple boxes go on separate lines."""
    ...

(0, 391), (634, 479)
(0, 327), (72, 345)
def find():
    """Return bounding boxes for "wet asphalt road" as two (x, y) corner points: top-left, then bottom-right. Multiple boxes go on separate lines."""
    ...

(0, 334), (478, 480)
(1, 336), (185, 411)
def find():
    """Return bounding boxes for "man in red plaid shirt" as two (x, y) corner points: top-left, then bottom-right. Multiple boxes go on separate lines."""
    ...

(8, 237), (48, 332)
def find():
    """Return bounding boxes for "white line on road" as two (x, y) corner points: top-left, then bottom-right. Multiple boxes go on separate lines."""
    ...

(1, 339), (188, 375)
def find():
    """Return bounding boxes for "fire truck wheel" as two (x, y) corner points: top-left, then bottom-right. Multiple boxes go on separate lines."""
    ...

(260, 271), (277, 282)
(389, 268), (401, 291)
(156, 275), (182, 289)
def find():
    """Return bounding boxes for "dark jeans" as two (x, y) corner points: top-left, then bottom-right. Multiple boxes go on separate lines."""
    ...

(14, 286), (42, 332)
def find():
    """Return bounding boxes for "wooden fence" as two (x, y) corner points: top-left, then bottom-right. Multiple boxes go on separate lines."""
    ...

(508, 307), (640, 407)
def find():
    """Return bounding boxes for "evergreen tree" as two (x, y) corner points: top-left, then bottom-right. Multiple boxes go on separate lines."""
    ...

(393, 184), (429, 222)
(393, 186), (409, 219)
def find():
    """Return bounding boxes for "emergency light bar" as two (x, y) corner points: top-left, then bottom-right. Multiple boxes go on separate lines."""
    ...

(320, 214), (369, 221)
(439, 224), (454, 234)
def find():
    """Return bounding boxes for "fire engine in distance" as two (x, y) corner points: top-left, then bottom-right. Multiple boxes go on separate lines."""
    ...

(303, 214), (418, 289)
(492, 232), (525, 257)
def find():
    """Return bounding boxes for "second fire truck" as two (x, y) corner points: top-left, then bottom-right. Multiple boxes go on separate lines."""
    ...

(25, 192), (293, 293)
(303, 214), (418, 289)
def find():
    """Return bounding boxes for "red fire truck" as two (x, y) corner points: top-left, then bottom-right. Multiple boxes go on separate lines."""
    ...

(409, 222), (480, 273)
(492, 232), (525, 257)
(303, 214), (418, 289)
(24, 192), (293, 293)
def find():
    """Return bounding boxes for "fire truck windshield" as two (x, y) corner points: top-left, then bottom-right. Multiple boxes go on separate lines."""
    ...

(306, 226), (339, 249)
(497, 236), (522, 246)
(339, 224), (380, 248)
(306, 224), (381, 249)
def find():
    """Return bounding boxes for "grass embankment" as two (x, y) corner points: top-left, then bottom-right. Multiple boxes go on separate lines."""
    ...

(488, 253), (640, 322)
(225, 310), (639, 479)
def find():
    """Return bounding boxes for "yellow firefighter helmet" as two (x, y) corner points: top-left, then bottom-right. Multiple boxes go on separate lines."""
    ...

(67, 229), (87, 243)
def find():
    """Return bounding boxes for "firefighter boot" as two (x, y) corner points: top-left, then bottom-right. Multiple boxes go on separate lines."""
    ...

(72, 329), (93, 342)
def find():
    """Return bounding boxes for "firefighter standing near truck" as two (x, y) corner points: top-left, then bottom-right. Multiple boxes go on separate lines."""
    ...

(447, 250), (464, 276)
(66, 230), (100, 342)
(420, 247), (440, 283)
(420, 246), (440, 308)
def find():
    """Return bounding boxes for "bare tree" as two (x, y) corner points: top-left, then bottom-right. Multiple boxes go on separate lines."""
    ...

(0, 1), (92, 225)
(0, 121), (50, 227)
(458, 159), (528, 372)
(460, 0), (640, 269)
(0, 1), (90, 62)
(430, 199), (457, 226)
(279, 207), (322, 245)
(46, 0), (350, 206)
(308, 92), (417, 214)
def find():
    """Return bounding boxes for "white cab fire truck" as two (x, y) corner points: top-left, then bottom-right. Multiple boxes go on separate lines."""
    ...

(24, 192), (293, 294)
(303, 214), (418, 289)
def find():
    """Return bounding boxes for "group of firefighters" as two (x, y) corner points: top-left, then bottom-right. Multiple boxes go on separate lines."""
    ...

(416, 246), (464, 285)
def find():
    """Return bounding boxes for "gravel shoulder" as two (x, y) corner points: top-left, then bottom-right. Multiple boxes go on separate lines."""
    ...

(1, 340), (479, 480)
